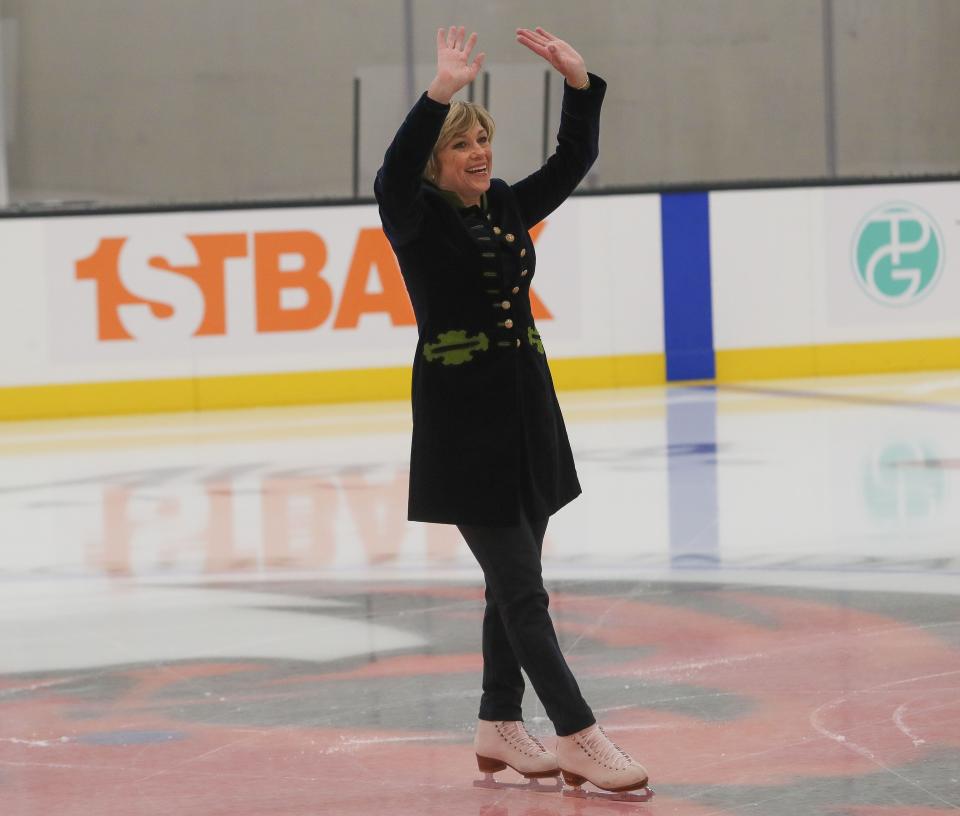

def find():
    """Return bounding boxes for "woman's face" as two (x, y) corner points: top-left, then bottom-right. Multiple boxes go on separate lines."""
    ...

(435, 123), (493, 207)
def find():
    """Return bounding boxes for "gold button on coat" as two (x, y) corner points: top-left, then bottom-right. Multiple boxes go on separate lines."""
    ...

(501, 300), (511, 310)
(512, 286), (520, 294)
(493, 226), (502, 235)
(520, 248), (526, 257)
(521, 269), (528, 277)
(504, 318), (514, 329)
(505, 233), (515, 243)
(516, 338), (521, 348)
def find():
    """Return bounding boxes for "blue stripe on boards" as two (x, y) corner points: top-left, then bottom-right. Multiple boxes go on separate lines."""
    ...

(660, 193), (716, 381)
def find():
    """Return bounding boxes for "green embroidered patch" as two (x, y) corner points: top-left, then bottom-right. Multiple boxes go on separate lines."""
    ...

(424, 330), (490, 365)
(527, 327), (544, 355)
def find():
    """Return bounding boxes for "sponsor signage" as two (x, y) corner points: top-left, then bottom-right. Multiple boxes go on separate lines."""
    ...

(826, 185), (957, 333)
(851, 202), (944, 307)
(43, 207), (567, 370)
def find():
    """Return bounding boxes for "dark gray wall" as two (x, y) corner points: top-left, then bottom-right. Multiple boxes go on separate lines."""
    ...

(1, 0), (958, 205)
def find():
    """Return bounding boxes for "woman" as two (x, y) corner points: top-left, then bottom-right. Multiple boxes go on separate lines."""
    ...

(375, 25), (649, 794)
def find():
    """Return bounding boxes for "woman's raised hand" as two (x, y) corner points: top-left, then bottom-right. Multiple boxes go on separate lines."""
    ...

(516, 27), (588, 88)
(428, 26), (485, 105)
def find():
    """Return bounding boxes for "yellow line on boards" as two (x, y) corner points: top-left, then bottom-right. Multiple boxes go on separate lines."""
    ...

(715, 338), (960, 381)
(6, 338), (952, 422)
(0, 354), (666, 421)
(549, 353), (665, 391)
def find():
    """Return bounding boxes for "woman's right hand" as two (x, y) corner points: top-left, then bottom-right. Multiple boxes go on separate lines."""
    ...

(427, 26), (485, 105)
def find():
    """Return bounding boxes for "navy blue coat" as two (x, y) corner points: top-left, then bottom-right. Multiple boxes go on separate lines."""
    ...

(375, 74), (606, 526)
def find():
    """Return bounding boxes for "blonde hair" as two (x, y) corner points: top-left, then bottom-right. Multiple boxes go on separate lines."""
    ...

(424, 101), (496, 183)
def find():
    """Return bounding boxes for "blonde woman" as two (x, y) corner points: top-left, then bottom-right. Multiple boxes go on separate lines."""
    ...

(375, 26), (650, 795)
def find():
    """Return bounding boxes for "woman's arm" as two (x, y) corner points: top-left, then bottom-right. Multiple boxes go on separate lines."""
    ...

(510, 28), (606, 227)
(374, 27), (485, 246)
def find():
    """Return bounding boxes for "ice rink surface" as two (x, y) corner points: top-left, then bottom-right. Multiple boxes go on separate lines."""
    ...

(2, 371), (958, 815)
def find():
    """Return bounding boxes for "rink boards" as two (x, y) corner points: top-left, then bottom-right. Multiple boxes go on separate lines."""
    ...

(0, 180), (957, 419)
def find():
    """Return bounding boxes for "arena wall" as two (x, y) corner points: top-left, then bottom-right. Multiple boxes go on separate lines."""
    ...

(1, 179), (956, 420)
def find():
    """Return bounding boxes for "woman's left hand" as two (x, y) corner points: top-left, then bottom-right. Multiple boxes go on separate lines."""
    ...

(515, 27), (588, 88)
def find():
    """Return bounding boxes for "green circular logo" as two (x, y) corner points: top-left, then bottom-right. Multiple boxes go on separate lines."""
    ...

(852, 202), (944, 306)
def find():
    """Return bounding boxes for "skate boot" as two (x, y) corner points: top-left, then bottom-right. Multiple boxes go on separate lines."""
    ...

(474, 719), (561, 783)
(556, 723), (651, 799)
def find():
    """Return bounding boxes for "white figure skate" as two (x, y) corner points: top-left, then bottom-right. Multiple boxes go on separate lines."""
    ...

(472, 719), (563, 793)
(556, 723), (655, 802)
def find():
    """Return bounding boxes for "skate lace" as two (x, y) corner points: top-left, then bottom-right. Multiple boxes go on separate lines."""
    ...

(578, 726), (634, 770)
(496, 721), (547, 757)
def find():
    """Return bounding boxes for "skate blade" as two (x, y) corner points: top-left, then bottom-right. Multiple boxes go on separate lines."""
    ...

(473, 772), (563, 793)
(562, 784), (655, 803)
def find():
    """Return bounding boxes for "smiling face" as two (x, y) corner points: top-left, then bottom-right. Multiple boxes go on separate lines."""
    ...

(434, 123), (493, 208)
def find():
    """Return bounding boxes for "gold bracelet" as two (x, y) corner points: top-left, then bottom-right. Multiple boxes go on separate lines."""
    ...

(575, 75), (590, 90)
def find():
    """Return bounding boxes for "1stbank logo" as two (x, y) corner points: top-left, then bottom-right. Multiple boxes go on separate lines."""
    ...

(76, 229), (414, 341)
(851, 202), (944, 306)
(75, 224), (552, 342)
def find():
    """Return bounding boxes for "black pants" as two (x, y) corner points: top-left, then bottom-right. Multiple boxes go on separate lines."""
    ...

(457, 508), (595, 737)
